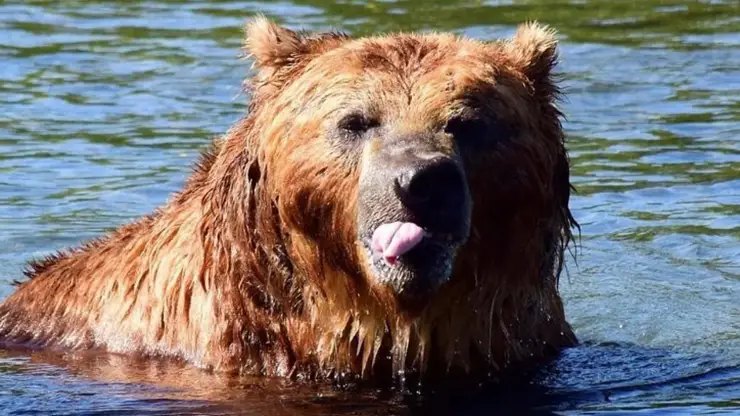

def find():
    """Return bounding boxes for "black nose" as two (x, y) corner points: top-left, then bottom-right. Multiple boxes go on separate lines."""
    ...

(394, 157), (467, 221)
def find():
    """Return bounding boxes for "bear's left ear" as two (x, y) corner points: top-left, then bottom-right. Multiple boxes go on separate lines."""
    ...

(503, 22), (559, 98)
(244, 16), (348, 80)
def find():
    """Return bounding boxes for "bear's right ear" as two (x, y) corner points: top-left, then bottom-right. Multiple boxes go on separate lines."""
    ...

(244, 17), (304, 72)
(244, 17), (348, 80)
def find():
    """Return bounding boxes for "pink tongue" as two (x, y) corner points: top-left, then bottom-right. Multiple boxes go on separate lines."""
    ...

(371, 222), (426, 264)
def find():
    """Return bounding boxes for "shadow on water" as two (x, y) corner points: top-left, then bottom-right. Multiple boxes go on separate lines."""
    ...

(1, 342), (738, 415)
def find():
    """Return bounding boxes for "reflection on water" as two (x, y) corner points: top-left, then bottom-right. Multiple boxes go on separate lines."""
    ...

(0, 0), (739, 414)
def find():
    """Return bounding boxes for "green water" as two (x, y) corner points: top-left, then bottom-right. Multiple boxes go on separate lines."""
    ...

(1, 1), (739, 414)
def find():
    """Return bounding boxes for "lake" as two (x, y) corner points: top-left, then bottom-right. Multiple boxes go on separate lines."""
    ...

(0, 0), (738, 414)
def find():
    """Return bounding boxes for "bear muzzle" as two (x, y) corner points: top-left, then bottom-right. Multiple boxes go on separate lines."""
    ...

(357, 134), (472, 308)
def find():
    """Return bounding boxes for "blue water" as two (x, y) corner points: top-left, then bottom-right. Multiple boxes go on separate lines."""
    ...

(1, 1), (739, 414)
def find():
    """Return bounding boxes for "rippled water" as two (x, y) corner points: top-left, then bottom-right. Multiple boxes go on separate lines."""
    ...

(1, 1), (739, 414)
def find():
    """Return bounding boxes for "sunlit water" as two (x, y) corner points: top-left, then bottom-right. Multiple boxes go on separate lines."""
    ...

(1, 1), (739, 414)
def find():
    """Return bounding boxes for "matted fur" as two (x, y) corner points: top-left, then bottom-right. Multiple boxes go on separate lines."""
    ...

(0, 18), (578, 387)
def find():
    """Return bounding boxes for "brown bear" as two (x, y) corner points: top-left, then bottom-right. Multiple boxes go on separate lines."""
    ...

(0, 17), (578, 388)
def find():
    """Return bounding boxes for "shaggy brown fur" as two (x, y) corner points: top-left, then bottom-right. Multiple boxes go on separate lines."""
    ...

(0, 17), (578, 388)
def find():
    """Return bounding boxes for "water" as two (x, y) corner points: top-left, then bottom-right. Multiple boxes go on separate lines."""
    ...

(1, 0), (738, 414)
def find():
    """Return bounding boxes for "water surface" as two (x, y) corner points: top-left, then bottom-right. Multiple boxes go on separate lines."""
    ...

(1, 0), (739, 414)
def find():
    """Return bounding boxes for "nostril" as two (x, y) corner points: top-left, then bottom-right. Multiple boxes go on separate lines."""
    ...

(407, 168), (437, 202)
(394, 159), (465, 209)
(394, 171), (428, 205)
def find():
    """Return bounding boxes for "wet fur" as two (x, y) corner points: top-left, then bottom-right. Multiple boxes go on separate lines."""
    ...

(0, 18), (578, 387)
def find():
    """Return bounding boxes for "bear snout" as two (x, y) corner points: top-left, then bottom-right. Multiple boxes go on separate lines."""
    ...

(359, 132), (472, 245)
(356, 137), (473, 306)
(393, 156), (469, 233)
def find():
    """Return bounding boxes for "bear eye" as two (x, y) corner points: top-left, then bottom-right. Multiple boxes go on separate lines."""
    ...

(338, 113), (378, 136)
(444, 115), (490, 140)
